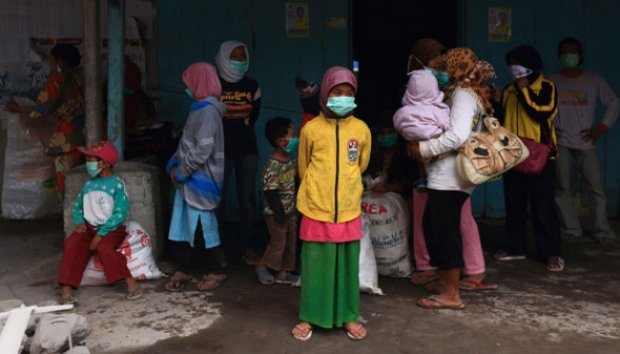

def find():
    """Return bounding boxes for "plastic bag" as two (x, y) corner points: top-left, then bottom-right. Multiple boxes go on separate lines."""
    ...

(1, 110), (59, 219)
(362, 192), (412, 278)
(80, 221), (164, 286)
(359, 214), (384, 295)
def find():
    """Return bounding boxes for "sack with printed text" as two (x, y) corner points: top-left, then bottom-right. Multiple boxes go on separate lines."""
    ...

(362, 192), (412, 278)
(80, 221), (163, 286)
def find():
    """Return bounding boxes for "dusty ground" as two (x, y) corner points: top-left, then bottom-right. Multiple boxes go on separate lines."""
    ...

(1, 218), (619, 354)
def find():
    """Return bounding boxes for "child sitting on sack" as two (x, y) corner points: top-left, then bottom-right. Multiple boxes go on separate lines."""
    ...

(57, 141), (142, 305)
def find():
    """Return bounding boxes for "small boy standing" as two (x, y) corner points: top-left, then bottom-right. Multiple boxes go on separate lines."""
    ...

(255, 117), (299, 285)
(58, 141), (142, 304)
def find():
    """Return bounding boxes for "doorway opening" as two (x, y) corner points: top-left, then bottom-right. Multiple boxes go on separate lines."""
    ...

(352, 0), (458, 126)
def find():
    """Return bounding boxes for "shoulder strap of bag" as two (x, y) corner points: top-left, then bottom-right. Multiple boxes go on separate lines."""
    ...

(457, 87), (487, 132)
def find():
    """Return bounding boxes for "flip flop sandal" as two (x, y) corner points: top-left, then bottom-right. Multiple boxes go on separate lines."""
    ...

(196, 278), (223, 292)
(126, 286), (143, 301)
(164, 274), (192, 292)
(344, 323), (367, 340)
(275, 273), (299, 285)
(256, 268), (275, 285)
(203, 274), (227, 282)
(547, 257), (565, 272)
(410, 271), (439, 286)
(459, 279), (499, 291)
(417, 295), (465, 310)
(59, 295), (78, 306)
(292, 323), (313, 342)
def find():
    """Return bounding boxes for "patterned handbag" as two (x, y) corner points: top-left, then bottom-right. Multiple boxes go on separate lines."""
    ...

(456, 116), (530, 185)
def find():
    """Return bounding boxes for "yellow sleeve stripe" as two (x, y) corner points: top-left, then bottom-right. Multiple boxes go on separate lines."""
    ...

(520, 85), (556, 112)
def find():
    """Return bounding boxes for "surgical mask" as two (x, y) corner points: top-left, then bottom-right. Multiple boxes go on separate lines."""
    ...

(378, 134), (398, 148)
(426, 67), (450, 88)
(184, 88), (194, 100)
(86, 161), (102, 177)
(283, 136), (299, 155)
(56, 65), (63, 73)
(326, 96), (357, 117)
(229, 60), (248, 74)
(508, 64), (533, 79)
(560, 53), (580, 69)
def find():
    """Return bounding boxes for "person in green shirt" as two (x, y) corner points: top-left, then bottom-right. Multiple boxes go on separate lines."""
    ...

(57, 141), (142, 305)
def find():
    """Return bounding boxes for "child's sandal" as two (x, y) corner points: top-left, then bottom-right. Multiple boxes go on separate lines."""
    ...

(126, 286), (143, 301)
(291, 322), (313, 342)
(274, 272), (299, 285)
(196, 274), (226, 291)
(344, 322), (367, 340)
(164, 274), (192, 292)
(59, 295), (78, 306)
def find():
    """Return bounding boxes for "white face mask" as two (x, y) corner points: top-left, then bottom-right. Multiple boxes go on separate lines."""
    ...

(509, 64), (533, 79)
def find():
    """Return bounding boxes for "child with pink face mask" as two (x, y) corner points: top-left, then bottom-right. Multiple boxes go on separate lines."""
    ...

(292, 67), (371, 342)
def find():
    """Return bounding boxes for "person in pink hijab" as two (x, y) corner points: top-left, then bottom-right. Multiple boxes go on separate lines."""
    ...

(292, 66), (371, 342)
(164, 62), (228, 292)
(182, 62), (222, 100)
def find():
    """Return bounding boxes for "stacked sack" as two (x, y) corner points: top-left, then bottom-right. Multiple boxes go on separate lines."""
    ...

(362, 192), (412, 278)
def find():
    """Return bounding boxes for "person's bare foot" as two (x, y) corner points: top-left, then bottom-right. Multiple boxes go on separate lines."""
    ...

(196, 273), (227, 291)
(344, 322), (368, 340)
(417, 294), (465, 309)
(164, 271), (192, 292)
(59, 285), (76, 305)
(459, 273), (498, 290)
(291, 322), (313, 341)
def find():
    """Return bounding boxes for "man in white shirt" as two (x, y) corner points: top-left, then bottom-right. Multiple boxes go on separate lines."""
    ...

(550, 37), (618, 244)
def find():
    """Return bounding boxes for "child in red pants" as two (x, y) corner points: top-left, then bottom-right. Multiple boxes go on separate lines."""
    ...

(57, 141), (142, 304)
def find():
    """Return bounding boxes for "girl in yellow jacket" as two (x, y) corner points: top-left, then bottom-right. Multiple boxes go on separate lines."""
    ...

(291, 67), (371, 341)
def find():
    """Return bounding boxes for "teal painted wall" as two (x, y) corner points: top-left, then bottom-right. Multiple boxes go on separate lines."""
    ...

(460, 0), (620, 218)
(157, 0), (350, 218)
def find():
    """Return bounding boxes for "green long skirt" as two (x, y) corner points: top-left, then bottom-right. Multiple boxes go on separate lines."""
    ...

(299, 241), (360, 329)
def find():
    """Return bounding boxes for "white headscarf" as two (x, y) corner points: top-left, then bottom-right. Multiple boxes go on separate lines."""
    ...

(215, 40), (249, 83)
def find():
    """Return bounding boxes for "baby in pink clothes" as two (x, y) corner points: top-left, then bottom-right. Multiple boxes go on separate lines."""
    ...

(394, 69), (451, 189)
(393, 70), (451, 141)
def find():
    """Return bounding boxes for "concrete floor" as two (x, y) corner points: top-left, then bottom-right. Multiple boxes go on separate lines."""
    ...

(1, 218), (619, 354)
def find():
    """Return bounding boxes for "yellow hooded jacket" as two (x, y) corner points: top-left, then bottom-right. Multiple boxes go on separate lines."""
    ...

(296, 113), (371, 224)
(502, 74), (559, 147)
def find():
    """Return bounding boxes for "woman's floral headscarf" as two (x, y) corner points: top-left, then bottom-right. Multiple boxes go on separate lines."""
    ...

(443, 48), (492, 112)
